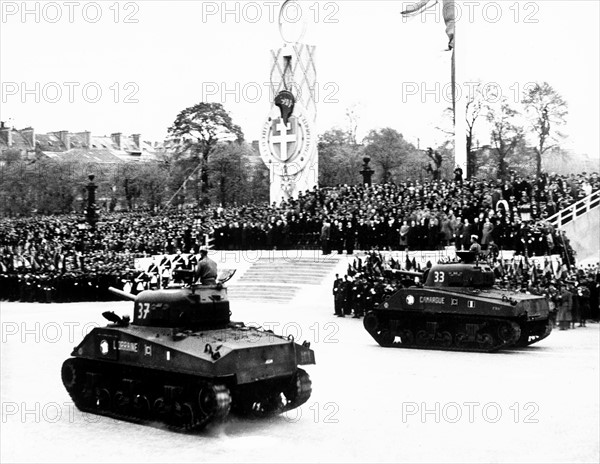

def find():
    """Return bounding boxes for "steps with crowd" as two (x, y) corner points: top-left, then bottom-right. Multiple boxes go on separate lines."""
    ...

(226, 253), (344, 304)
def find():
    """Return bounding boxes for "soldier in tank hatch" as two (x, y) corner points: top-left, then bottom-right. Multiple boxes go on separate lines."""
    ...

(469, 235), (481, 255)
(195, 246), (218, 285)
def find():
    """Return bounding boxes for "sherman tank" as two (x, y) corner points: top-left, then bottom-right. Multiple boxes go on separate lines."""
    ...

(61, 270), (315, 431)
(363, 251), (553, 352)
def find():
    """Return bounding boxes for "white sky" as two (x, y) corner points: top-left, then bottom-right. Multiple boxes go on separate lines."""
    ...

(1, 0), (598, 157)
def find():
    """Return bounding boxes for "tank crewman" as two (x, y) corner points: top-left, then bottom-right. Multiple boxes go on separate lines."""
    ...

(195, 246), (218, 285)
(333, 274), (345, 317)
(469, 235), (482, 255)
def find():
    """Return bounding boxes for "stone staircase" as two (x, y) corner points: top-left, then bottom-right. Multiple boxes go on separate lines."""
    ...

(547, 190), (600, 265)
(227, 255), (343, 304)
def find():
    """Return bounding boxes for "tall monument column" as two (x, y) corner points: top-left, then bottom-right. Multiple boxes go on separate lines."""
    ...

(258, 1), (318, 204)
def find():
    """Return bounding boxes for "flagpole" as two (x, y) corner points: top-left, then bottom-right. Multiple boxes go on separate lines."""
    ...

(451, 48), (455, 126)
(453, 16), (468, 179)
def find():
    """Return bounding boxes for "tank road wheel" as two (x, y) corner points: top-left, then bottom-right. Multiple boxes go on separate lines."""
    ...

(498, 322), (520, 344)
(476, 333), (495, 350)
(153, 397), (168, 421)
(376, 329), (395, 347)
(250, 394), (285, 416)
(283, 368), (312, 411)
(94, 387), (111, 411)
(173, 401), (197, 429)
(132, 394), (151, 418)
(416, 330), (430, 346)
(439, 331), (453, 348)
(198, 384), (232, 420)
(400, 329), (414, 346)
(454, 332), (468, 348)
(363, 312), (379, 333)
(61, 359), (80, 392)
(113, 390), (130, 414)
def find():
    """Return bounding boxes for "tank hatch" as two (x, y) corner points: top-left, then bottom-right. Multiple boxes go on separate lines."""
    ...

(424, 263), (495, 288)
(131, 287), (230, 329)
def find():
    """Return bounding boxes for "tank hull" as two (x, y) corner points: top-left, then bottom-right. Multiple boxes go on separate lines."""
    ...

(364, 286), (552, 353)
(62, 320), (314, 431)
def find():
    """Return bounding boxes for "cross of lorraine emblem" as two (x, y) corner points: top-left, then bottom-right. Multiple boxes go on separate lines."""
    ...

(270, 117), (300, 162)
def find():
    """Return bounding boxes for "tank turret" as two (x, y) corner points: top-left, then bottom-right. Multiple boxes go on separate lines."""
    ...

(61, 274), (315, 431)
(364, 252), (552, 352)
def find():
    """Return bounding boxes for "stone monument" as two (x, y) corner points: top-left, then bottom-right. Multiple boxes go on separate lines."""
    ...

(258, 0), (318, 204)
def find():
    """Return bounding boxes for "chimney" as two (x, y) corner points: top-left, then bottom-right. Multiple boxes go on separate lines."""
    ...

(82, 131), (91, 148)
(0, 123), (12, 147)
(57, 130), (71, 150)
(111, 132), (122, 150)
(21, 127), (36, 148)
(132, 134), (141, 149)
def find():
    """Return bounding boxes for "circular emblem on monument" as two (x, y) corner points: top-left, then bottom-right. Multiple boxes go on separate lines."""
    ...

(259, 102), (316, 177)
(406, 295), (415, 306)
(278, 0), (308, 44)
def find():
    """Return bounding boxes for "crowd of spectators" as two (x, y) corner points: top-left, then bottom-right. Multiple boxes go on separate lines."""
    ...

(0, 212), (211, 302)
(0, 170), (597, 303)
(212, 171), (598, 258)
(333, 251), (600, 325)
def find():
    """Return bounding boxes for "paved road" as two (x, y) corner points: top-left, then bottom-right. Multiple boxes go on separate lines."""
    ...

(1, 296), (598, 463)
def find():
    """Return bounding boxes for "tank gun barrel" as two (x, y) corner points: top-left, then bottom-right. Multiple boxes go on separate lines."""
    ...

(108, 286), (137, 301)
(388, 269), (424, 279)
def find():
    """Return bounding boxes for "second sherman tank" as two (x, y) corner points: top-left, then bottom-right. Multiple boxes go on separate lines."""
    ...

(363, 251), (552, 352)
(61, 270), (315, 431)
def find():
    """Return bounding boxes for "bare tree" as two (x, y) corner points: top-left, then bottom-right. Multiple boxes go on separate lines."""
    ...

(465, 82), (489, 178)
(345, 103), (362, 145)
(487, 100), (524, 180)
(522, 82), (568, 177)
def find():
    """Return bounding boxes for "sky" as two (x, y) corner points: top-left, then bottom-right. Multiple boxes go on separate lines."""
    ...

(1, 0), (599, 157)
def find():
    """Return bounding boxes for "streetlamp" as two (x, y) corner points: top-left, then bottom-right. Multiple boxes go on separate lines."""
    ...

(86, 174), (98, 229)
(360, 157), (374, 186)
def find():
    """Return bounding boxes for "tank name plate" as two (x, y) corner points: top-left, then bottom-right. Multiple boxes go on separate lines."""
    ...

(419, 296), (445, 304)
(118, 341), (139, 353)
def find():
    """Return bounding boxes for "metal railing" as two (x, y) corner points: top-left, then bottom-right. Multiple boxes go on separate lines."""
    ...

(546, 190), (600, 229)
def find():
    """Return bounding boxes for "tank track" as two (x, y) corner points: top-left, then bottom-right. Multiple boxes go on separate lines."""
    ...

(363, 311), (524, 353)
(231, 368), (312, 418)
(62, 358), (311, 431)
(61, 357), (232, 433)
(516, 319), (553, 347)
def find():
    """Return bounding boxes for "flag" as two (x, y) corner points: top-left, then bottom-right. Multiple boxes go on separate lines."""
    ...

(401, 0), (455, 50)
(544, 259), (551, 275)
(552, 260), (561, 279)
(518, 258), (524, 276)
(530, 265), (537, 285)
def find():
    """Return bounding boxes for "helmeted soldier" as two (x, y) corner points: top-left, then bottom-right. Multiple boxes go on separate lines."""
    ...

(195, 246), (218, 285)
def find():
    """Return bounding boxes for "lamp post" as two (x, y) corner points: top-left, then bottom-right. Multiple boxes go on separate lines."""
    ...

(360, 157), (374, 186)
(86, 174), (98, 229)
